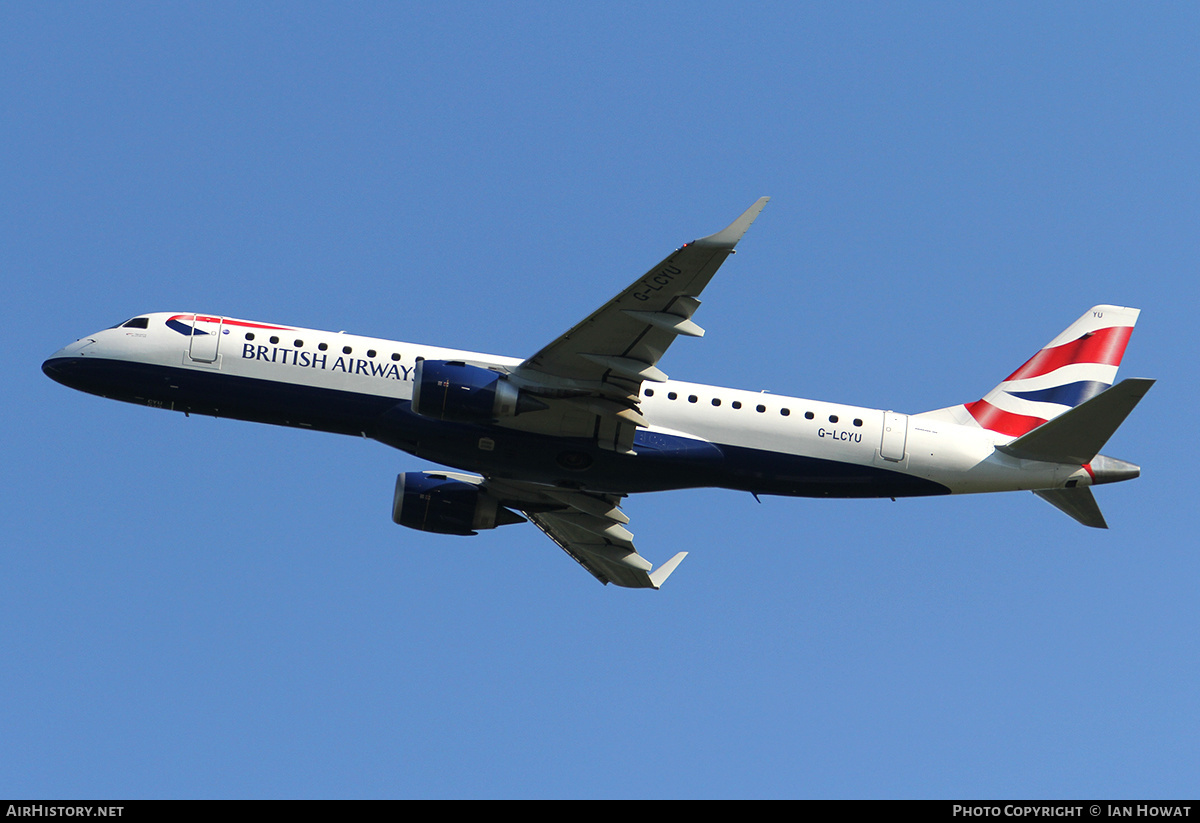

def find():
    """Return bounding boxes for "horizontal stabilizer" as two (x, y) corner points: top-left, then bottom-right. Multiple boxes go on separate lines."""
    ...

(1034, 488), (1108, 529)
(998, 378), (1155, 464)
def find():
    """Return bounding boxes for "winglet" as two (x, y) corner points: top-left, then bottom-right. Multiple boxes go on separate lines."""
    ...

(648, 551), (688, 589)
(693, 197), (770, 249)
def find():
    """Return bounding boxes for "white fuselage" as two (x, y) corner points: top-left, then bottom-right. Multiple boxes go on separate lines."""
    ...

(44, 312), (1091, 500)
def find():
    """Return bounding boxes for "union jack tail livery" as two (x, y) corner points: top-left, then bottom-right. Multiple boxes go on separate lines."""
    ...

(960, 305), (1140, 439)
(915, 304), (1152, 529)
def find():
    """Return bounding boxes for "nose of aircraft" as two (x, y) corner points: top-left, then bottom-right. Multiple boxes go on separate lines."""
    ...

(43, 352), (78, 387)
(42, 355), (64, 381)
(42, 338), (96, 389)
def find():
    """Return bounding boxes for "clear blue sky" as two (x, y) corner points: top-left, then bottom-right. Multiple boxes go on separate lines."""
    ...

(3, 2), (1196, 798)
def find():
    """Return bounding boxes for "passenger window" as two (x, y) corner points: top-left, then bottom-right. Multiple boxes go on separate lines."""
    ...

(732, 401), (742, 409)
(756, 405), (766, 413)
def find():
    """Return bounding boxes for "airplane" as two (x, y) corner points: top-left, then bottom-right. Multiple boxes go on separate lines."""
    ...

(43, 197), (1154, 590)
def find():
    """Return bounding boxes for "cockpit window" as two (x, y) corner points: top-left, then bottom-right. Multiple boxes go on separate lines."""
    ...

(121, 317), (150, 329)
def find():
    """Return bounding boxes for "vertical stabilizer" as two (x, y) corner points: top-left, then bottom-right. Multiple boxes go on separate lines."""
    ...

(920, 305), (1140, 439)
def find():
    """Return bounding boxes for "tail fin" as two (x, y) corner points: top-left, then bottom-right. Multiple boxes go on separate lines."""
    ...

(921, 305), (1141, 439)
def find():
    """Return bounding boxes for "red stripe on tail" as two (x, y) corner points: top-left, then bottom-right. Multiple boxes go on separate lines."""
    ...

(964, 399), (1047, 437)
(1002, 326), (1133, 383)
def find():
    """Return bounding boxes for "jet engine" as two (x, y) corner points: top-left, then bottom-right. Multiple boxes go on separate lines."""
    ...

(392, 472), (526, 535)
(410, 360), (546, 423)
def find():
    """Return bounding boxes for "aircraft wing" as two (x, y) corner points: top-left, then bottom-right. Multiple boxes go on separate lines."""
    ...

(478, 476), (687, 588)
(503, 198), (768, 450)
(525, 511), (687, 589)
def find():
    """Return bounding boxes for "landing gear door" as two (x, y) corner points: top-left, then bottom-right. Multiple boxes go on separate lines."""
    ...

(880, 411), (908, 462)
(186, 314), (224, 364)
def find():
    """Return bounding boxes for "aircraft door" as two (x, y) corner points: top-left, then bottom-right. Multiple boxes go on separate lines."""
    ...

(186, 314), (225, 364)
(880, 411), (908, 462)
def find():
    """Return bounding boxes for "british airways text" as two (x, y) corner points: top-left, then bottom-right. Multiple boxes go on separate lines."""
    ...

(241, 344), (412, 380)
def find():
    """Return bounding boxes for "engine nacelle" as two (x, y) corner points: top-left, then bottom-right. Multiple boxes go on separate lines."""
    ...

(410, 360), (544, 423)
(392, 472), (525, 536)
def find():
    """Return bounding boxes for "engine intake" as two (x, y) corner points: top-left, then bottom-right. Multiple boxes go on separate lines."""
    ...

(392, 472), (525, 535)
(410, 360), (546, 422)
